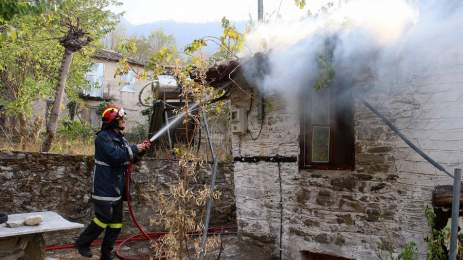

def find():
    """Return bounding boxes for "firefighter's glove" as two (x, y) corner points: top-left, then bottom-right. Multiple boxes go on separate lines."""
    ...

(136, 140), (151, 153)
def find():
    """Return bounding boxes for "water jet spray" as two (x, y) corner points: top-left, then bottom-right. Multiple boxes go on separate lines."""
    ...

(148, 103), (199, 143)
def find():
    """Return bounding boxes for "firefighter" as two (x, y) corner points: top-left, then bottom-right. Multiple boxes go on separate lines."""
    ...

(75, 105), (151, 260)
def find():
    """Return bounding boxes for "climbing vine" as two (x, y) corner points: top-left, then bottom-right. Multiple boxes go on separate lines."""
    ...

(377, 237), (419, 260)
(424, 207), (449, 260)
(377, 207), (455, 260)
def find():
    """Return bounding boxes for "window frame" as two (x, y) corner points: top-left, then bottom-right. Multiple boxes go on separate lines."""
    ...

(84, 63), (105, 98)
(120, 70), (137, 93)
(299, 86), (355, 171)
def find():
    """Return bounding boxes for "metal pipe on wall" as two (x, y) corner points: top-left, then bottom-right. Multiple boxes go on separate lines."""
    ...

(362, 98), (461, 259)
(199, 109), (219, 260)
(361, 99), (453, 178)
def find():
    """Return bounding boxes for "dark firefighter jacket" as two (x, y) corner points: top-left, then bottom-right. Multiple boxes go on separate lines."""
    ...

(91, 129), (140, 203)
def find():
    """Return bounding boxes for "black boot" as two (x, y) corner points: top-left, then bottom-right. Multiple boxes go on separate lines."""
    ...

(100, 227), (121, 260)
(75, 222), (105, 258)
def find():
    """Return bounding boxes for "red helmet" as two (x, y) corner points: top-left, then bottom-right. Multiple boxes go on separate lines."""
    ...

(101, 105), (126, 124)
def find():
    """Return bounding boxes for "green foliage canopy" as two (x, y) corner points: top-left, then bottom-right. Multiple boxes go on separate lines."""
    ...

(0, 0), (120, 118)
(126, 30), (177, 63)
(0, 0), (44, 24)
(294, 0), (306, 9)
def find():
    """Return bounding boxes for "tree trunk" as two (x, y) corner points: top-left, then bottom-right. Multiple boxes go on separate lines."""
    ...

(41, 48), (74, 152)
(18, 113), (27, 150)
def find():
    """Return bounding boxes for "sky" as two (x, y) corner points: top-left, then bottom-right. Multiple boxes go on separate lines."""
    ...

(111, 0), (333, 25)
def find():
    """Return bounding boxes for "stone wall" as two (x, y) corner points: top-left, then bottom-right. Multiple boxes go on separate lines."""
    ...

(0, 151), (235, 245)
(283, 103), (402, 260)
(230, 94), (299, 158)
(229, 61), (463, 259)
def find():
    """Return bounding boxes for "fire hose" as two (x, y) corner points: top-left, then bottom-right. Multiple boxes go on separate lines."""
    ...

(45, 93), (232, 258)
(114, 102), (220, 259)
(114, 163), (151, 260)
(45, 162), (236, 259)
(115, 159), (237, 259)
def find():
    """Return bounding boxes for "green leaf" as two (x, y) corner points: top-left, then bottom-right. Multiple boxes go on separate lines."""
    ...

(184, 39), (207, 55)
(294, 0), (306, 9)
(8, 29), (16, 41)
(221, 17), (230, 28)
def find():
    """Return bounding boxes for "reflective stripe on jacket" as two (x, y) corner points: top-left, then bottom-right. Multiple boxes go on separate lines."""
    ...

(91, 129), (139, 203)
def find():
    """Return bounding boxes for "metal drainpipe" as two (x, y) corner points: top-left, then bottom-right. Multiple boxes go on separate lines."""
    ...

(258, 0), (263, 22)
(277, 161), (283, 260)
(199, 109), (219, 260)
(162, 91), (173, 149)
(361, 98), (461, 258)
(361, 99), (453, 178)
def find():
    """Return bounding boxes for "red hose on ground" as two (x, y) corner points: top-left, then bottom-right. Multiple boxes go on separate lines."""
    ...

(116, 163), (238, 259)
(45, 227), (236, 252)
(125, 163), (151, 241)
(115, 163), (152, 259)
(45, 163), (237, 259)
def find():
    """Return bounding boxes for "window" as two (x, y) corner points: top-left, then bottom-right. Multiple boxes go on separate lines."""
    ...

(305, 251), (353, 260)
(121, 70), (137, 92)
(300, 85), (354, 170)
(83, 63), (105, 97)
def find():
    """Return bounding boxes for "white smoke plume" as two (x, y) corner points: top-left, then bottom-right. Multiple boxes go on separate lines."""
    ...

(239, 0), (463, 110)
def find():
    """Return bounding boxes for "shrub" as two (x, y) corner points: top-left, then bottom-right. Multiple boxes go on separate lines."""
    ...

(57, 119), (95, 140)
(125, 123), (148, 143)
(425, 207), (448, 260)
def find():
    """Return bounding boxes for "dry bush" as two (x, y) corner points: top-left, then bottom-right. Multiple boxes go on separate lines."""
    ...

(0, 115), (94, 155)
(142, 130), (222, 259)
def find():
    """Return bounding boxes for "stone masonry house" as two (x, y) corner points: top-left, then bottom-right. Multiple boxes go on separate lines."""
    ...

(79, 49), (151, 131)
(30, 49), (151, 133)
(205, 53), (463, 259)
